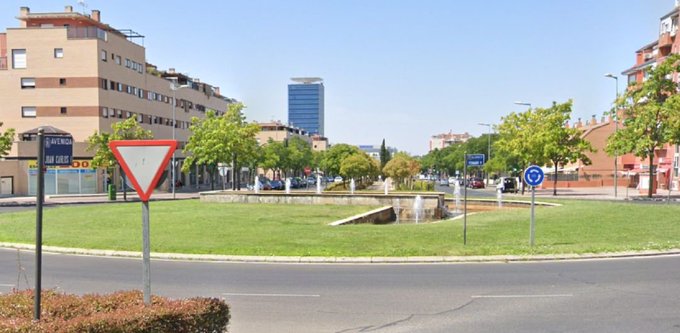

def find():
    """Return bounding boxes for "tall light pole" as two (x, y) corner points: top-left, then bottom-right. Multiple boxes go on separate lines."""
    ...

(170, 81), (189, 199)
(605, 73), (619, 198)
(478, 123), (492, 186)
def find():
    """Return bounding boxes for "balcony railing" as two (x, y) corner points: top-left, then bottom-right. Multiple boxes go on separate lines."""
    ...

(67, 26), (107, 41)
(0, 57), (6, 70)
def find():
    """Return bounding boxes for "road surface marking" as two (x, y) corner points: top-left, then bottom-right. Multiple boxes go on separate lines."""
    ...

(222, 292), (320, 298)
(471, 294), (573, 299)
(0, 284), (14, 287)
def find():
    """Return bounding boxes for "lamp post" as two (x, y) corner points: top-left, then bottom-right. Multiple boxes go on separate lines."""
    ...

(170, 82), (189, 199)
(605, 73), (619, 198)
(478, 123), (492, 187)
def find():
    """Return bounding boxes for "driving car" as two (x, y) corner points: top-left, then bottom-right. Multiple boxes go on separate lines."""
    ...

(439, 179), (449, 186)
(467, 177), (485, 189)
(496, 177), (519, 193)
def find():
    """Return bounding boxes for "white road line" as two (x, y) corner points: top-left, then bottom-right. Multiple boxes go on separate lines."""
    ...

(471, 294), (573, 299)
(222, 292), (321, 298)
(0, 284), (14, 287)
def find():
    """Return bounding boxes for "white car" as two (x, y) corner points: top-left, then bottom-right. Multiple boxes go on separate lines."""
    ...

(334, 176), (343, 182)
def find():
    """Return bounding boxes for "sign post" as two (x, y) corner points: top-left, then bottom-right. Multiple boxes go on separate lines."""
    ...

(524, 165), (545, 246)
(463, 153), (485, 245)
(109, 140), (176, 305)
(34, 131), (73, 320)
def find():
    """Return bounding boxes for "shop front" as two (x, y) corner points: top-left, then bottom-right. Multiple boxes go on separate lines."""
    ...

(27, 159), (97, 195)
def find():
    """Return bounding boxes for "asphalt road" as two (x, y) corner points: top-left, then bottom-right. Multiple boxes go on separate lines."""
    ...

(2, 249), (679, 332)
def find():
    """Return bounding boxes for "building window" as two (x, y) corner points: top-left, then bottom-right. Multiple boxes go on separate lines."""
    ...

(101, 107), (108, 118)
(59, 78), (66, 86)
(116, 109), (123, 118)
(126, 111), (131, 118)
(54, 48), (64, 59)
(101, 78), (108, 90)
(137, 114), (143, 123)
(60, 107), (67, 114)
(21, 78), (35, 89)
(117, 83), (123, 92)
(109, 108), (115, 117)
(115, 55), (121, 65)
(12, 49), (26, 69)
(125, 58), (131, 68)
(22, 106), (36, 118)
(101, 49), (107, 61)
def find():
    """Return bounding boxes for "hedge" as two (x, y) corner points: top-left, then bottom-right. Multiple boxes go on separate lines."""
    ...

(0, 290), (229, 333)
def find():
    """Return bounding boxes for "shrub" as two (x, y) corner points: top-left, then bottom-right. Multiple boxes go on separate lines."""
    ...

(397, 180), (434, 191)
(0, 290), (230, 333)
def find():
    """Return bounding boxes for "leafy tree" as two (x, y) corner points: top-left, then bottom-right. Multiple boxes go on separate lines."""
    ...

(383, 152), (421, 188)
(606, 54), (680, 198)
(0, 122), (15, 158)
(379, 138), (391, 174)
(321, 144), (361, 177)
(538, 100), (595, 195)
(183, 103), (259, 190)
(286, 137), (313, 177)
(261, 138), (286, 179)
(340, 152), (375, 184)
(87, 117), (153, 200)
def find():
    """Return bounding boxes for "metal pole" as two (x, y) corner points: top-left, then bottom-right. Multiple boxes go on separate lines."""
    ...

(486, 127), (490, 186)
(34, 128), (45, 321)
(171, 85), (176, 199)
(614, 77), (618, 198)
(463, 153), (468, 245)
(142, 201), (151, 305)
(530, 185), (536, 246)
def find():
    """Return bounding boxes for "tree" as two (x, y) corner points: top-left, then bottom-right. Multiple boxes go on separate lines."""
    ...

(383, 152), (420, 188)
(261, 138), (285, 179)
(538, 100), (595, 195)
(87, 117), (153, 200)
(321, 144), (361, 177)
(606, 54), (680, 198)
(0, 122), (15, 158)
(183, 103), (259, 190)
(286, 137), (313, 177)
(379, 138), (391, 174)
(340, 152), (375, 184)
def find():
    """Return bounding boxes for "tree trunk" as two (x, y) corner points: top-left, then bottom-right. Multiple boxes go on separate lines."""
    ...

(553, 162), (559, 196)
(648, 153), (654, 198)
(120, 165), (127, 201)
(520, 167), (526, 195)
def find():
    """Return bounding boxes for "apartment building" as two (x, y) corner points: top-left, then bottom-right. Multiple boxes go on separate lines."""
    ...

(428, 132), (471, 152)
(0, 6), (235, 196)
(618, 2), (680, 193)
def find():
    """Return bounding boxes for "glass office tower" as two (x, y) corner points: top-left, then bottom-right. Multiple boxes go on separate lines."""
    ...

(288, 78), (324, 136)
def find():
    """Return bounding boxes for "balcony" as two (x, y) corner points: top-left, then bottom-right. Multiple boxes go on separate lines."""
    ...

(0, 57), (6, 70)
(66, 26), (107, 41)
(659, 32), (673, 48)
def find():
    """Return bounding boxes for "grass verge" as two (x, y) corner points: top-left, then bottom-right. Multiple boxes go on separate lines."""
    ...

(0, 199), (679, 256)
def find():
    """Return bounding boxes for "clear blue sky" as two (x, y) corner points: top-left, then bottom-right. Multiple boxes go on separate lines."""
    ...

(0, 1), (671, 155)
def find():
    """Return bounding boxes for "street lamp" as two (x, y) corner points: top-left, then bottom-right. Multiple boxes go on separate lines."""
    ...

(514, 101), (532, 108)
(170, 81), (190, 199)
(478, 123), (492, 186)
(605, 73), (619, 198)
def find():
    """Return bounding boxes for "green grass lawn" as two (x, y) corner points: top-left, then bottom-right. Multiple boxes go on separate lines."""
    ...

(0, 199), (679, 257)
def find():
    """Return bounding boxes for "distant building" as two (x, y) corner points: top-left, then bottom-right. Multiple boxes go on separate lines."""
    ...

(358, 144), (397, 160)
(288, 77), (324, 136)
(428, 132), (471, 151)
(256, 120), (329, 151)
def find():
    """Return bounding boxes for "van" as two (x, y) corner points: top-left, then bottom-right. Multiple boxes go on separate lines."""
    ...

(497, 177), (519, 193)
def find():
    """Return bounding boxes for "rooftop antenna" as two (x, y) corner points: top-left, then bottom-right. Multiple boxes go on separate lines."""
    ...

(77, 0), (88, 14)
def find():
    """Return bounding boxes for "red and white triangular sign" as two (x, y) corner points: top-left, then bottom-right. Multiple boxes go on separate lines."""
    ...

(109, 140), (177, 202)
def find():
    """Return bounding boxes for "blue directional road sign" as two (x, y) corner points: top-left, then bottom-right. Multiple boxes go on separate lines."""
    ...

(524, 165), (545, 187)
(44, 135), (73, 166)
(466, 154), (485, 167)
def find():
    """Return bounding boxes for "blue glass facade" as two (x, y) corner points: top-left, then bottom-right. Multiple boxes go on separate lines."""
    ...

(288, 83), (324, 136)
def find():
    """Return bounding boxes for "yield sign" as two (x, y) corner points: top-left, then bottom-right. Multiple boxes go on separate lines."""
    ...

(109, 140), (177, 202)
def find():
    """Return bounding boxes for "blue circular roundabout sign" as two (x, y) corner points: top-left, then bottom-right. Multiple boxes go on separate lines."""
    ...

(523, 165), (545, 187)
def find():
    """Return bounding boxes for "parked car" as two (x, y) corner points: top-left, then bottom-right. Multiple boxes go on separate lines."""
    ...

(270, 179), (284, 190)
(306, 177), (316, 185)
(334, 176), (344, 182)
(439, 179), (449, 186)
(467, 177), (485, 189)
(288, 177), (301, 189)
(496, 177), (518, 193)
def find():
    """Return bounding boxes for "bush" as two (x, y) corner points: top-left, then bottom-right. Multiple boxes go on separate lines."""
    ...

(324, 180), (372, 192)
(0, 290), (230, 333)
(397, 180), (434, 191)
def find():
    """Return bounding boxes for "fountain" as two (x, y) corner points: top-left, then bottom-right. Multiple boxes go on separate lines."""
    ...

(384, 179), (390, 195)
(350, 178), (356, 194)
(254, 175), (260, 194)
(497, 187), (503, 208)
(285, 178), (291, 194)
(413, 195), (424, 224)
(453, 180), (461, 213)
(394, 198), (401, 224)
(316, 174), (321, 194)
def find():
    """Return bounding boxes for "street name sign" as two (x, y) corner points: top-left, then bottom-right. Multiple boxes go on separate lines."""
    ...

(466, 154), (485, 167)
(44, 135), (73, 166)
